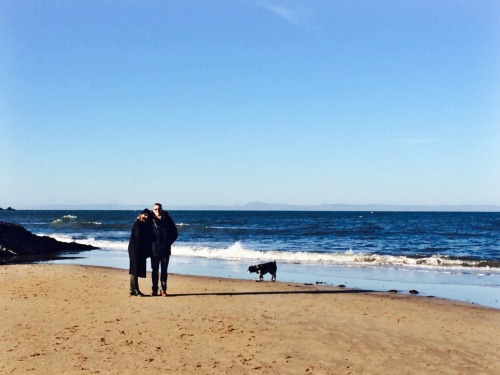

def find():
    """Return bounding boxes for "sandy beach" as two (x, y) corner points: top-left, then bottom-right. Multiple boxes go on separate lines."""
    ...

(1, 264), (498, 374)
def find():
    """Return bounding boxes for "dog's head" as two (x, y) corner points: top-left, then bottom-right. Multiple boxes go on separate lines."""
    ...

(248, 265), (258, 273)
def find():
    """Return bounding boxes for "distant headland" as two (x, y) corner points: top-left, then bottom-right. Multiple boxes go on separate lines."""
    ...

(0, 207), (15, 211)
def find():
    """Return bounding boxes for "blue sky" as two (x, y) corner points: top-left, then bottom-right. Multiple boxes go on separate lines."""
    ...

(1, 1), (499, 209)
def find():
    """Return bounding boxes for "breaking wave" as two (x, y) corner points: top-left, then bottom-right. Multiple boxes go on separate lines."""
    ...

(50, 233), (499, 272)
(171, 242), (500, 271)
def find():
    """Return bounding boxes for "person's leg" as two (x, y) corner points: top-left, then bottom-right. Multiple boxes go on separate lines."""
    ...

(151, 256), (160, 295)
(130, 274), (142, 296)
(160, 255), (170, 296)
(130, 274), (135, 294)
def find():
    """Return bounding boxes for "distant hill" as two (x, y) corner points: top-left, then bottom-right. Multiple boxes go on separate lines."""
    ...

(168, 202), (500, 212)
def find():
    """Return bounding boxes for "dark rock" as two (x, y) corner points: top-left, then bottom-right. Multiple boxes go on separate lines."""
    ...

(338, 284), (346, 288)
(409, 289), (419, 295)
(388, 289), (399, 294)
(0, 221), (98, 260)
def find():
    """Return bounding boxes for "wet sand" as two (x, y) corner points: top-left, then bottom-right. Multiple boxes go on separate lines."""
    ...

(1, 264), (498, 374)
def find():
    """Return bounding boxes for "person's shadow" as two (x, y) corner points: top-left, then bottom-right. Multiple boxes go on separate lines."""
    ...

(167, 288), (375, 298)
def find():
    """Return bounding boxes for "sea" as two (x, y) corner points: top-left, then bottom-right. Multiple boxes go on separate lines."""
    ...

(1, 210), (499, 308)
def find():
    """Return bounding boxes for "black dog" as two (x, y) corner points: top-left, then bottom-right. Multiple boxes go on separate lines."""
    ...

(248, 261), (277, 282)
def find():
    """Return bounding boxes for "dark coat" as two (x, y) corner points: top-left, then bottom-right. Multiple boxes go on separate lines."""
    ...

(151, 212), (178, 258)
(128, 219), (153, 278)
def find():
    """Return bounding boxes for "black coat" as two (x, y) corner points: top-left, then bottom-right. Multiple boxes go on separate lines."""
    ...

(151, 212), (178, 258)
(128, 219), (153, 277)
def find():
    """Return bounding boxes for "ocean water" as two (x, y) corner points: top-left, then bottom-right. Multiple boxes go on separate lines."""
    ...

(1, 210), (499, 308)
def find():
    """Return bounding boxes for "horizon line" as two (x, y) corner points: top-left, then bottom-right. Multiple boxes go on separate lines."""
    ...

(2, 202), (499, 212)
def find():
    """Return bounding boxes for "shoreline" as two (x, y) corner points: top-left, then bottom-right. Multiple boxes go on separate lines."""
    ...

(1, 264), (499, 374)
(43, 249), (500, 309)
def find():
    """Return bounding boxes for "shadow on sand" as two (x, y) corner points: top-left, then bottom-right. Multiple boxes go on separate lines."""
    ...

(167, 288), (376, 298)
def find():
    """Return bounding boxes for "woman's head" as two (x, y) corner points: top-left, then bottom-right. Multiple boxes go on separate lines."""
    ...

(139, 208), (151, 221)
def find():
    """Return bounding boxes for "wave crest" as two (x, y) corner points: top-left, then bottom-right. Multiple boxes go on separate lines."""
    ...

(171, 242), (500, 271)
(45, 234), (500, 272)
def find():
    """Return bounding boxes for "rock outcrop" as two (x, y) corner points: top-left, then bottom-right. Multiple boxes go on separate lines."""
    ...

(0, 221), (98, 262)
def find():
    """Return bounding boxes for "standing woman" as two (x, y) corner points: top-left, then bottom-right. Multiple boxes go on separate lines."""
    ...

(128, 209), (153, 296)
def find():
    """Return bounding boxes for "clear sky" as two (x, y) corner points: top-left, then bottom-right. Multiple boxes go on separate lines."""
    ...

(1, 1), (499, 209)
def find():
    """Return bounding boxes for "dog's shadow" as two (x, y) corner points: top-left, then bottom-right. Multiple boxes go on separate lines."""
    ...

(167, 288), (376, 298)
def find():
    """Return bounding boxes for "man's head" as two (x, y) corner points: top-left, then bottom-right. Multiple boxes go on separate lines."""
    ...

(153, 203), (163, 217)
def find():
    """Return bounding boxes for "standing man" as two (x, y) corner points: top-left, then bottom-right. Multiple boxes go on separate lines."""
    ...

(150, 202), (178, 296)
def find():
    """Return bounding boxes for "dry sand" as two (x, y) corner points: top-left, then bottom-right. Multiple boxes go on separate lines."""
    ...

(1, 264), (498, 374)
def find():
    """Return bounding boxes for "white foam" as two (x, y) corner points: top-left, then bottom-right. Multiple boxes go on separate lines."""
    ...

(170, 242), (500, 274)
(49, 234), (75, 243)
(51, 215), (78, 224)
(49, 234), (128, 251)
